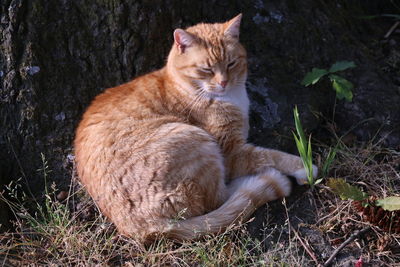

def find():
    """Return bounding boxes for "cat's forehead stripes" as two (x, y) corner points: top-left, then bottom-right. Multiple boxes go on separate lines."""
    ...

(186, 23), (230, 63)
(207, 40), (226, 63)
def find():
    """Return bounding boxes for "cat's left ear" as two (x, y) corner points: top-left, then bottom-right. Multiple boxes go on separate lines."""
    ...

(224, 13), (242, 40)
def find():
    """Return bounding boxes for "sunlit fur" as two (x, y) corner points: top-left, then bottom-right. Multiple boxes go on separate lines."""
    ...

(74, 14), (317, 243)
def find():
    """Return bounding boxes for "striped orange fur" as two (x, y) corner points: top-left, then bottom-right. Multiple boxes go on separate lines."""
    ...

(74, 14), (317, 243)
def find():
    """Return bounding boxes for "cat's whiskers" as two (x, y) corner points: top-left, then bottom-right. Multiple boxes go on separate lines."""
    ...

(180, 90), (201, 114)
(180, 83), (202, 110)
(180, 89), (203, 116)
(186, 89), (208, 119)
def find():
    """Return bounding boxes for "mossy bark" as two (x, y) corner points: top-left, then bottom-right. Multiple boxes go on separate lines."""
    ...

(1, 0), (399, 229)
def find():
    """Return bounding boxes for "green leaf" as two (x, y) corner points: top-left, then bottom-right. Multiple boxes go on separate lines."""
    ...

(306, 135), (313, 182)
(293, 106), (316, 187)
(307, 135), (312, 162)
(329, 61), (356, 73)
(327, 178), (368, 201)
(293, 106), (306, 143)
(301, 68), (328, 86)
(376, 196), (400, 211)
(293, 133), (306, 159)
(329, 74), (354, 101)
(322, 147), (337, 178)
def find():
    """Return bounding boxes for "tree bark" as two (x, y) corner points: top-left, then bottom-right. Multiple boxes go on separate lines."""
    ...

(1, 0), (399, 229)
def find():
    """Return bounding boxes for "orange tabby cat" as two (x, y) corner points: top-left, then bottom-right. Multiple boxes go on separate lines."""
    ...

(74, 14), (317, 243)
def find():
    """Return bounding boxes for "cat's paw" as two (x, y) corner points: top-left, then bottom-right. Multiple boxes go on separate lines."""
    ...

(292, 164), (318, 185)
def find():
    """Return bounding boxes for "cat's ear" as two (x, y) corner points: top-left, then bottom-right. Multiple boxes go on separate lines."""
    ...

(224, 13), (242, 40)
(173, 29), (195, 53)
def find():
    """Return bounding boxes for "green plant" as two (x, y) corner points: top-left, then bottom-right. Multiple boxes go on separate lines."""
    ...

(327, 178), (400, 210)
(301, 61), (356, 102)
(292, 106), (321, 189)
(321, 146), (337, 179)
(327, 178), (400, 233)
(327, 178), (368, 202)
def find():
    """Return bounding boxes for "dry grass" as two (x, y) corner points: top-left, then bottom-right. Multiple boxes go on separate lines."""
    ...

(313, 139), (400, 266)
(1, 137), (399, 266)
(0, 175), (314, 266)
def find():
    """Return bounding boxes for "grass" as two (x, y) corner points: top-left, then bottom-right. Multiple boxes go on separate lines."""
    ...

(0, 175), (315, 266)
(313, 138), (400, 265)
(293, 106), (317, 188)
(0, 132), (399, 266)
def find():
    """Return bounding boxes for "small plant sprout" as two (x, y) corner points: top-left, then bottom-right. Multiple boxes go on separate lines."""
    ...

(321, 146), (337, 179)
(292, 106), (321, 189)
(301, 61), (356, 102)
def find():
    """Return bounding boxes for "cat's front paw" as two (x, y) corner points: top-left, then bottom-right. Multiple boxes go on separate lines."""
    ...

(292, 164), (318, 185)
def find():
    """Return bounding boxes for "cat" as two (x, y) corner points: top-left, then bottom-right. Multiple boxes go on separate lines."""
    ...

(74, 14), (317, 243)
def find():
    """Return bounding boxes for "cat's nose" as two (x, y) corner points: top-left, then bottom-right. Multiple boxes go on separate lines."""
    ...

(219, 81), (228, 88)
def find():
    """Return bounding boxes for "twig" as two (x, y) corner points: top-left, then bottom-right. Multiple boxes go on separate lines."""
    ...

(149, 248), (194, 257)
(282, 198), (292, 242)
(323, 226), (371, 267)
(292, 228), (321, 266)
(384, 21), (400, 39)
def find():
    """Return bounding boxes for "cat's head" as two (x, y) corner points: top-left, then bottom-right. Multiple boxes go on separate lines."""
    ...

(167, 14), (247, 98)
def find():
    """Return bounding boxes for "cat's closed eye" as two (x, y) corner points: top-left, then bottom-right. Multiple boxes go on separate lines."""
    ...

(227, 60), (237, 69)
(198, 67), (213, 74)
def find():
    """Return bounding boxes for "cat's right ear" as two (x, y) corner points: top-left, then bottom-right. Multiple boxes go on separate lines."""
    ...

(224, 13), (242, 41)
(173, 29), (194, 54)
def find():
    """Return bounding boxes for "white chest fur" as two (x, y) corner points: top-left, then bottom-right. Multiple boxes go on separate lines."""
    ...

(215, 84), (250, 139)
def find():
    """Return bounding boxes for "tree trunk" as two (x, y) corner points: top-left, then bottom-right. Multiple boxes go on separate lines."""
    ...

(1, 0), (399, 229)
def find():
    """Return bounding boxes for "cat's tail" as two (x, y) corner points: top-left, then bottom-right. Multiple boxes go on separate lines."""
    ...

(155, 168), (291, 242)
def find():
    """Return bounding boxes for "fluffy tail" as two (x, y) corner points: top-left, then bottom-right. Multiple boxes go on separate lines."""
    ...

(158, 169), (291, 241)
